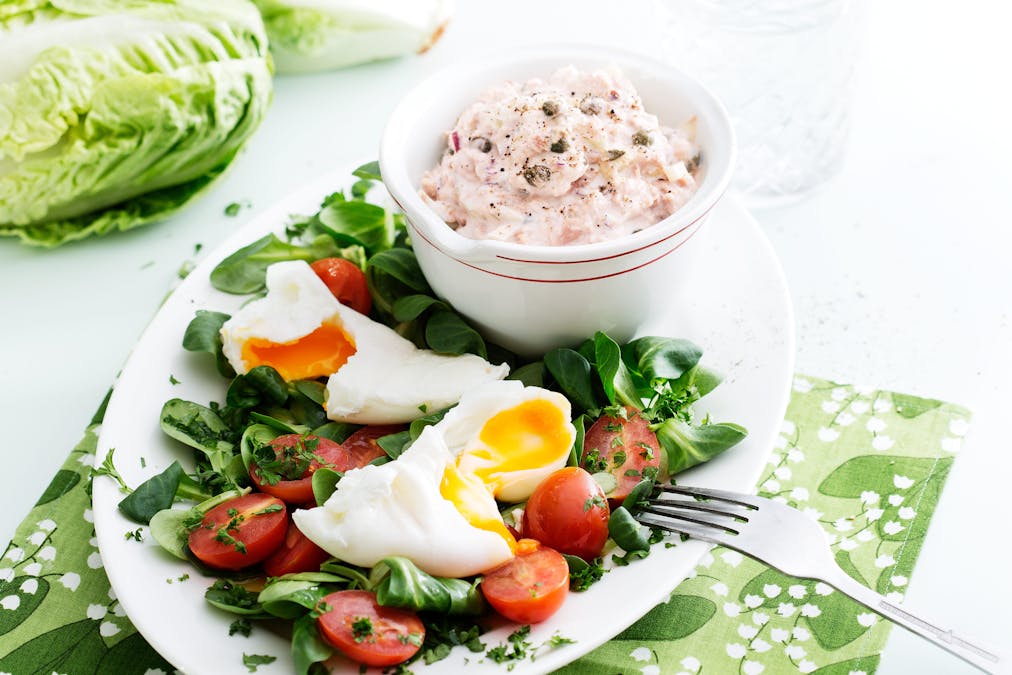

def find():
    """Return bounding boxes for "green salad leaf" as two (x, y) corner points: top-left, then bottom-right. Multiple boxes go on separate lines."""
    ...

(251, 0), (452, 74)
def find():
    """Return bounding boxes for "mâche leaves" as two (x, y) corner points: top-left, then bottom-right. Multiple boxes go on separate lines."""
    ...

(118, 461), (184, 524)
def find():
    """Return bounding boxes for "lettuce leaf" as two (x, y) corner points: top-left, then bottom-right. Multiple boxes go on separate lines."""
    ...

(0, 0), (274, 246)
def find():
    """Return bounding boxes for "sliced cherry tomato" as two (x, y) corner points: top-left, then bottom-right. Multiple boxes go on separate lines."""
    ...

(249, 434), (352, 504)
(317, 590), (425, 667)
(481, 540), (569, 624)
(310, 257), (371, 315)
(522, 467), (610, 560)
(188, 493), (287, 571)
(341, 425), (405, 467)
(582, 407), (662, 504)
(262, 520), (331, 577)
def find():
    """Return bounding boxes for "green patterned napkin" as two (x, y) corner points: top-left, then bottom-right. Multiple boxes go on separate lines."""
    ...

(0, 376), (969, 674)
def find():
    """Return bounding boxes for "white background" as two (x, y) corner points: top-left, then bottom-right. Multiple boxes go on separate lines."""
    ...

(1, 1), (1009, 672)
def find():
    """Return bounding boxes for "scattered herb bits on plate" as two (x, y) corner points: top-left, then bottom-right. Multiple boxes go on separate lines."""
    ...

(100, 163), (748, 673)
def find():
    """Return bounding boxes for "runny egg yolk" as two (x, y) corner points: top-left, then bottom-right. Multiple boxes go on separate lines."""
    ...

(241, 322), (356, 381)
(438, 398), (573, 553)
(440, 463), (517, 554)
(468, 399), (572, 491)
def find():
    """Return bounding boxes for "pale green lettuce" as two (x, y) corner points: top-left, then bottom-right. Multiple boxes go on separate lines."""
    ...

(253, 0), (453, 74)
(0, 0), (274, 247)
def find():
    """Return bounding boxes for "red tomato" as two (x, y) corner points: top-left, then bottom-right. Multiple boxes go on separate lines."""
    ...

(341, 425), (405, 467)
(310, 258), (371, 315)
(317, 590), (425, 667)
(522, 467), (610, 560)
(262, 520), (331, 577)
(188, 493), (287, 571)
(481, 540), (569, 624)
(249, 434), (352, 504)
(582, 407), (662, 504)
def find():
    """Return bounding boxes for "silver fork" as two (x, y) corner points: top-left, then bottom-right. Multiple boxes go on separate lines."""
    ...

(635, 484), (1010, 674)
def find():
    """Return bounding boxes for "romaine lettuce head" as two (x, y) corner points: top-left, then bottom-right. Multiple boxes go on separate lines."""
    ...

(253, 0), (452, 75)
(0, 0), (274, 247)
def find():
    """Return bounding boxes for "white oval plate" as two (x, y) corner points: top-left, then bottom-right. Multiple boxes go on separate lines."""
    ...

(93, 167), (794, 675)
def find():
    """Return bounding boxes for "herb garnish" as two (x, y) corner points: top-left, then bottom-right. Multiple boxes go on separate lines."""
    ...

(351, 616), (374, 643)
(230, 618), (252, 637)
(242, 653), (275, 672)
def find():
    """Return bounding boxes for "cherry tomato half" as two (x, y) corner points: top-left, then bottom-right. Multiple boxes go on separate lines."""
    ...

(341, 425), (405, 467)
(317, 590), (425, 667)
(249, 434), (351, 505)
(481, 540), (569, 624)
(188, 493), (287, 571)
(523, 467), (610, 560)
(311, 257), (371, 315)
(582, 407), (661, 504)
(262, 520), (331, 577)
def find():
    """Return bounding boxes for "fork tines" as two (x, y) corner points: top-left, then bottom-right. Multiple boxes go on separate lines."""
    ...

(634, 484), (757, 539)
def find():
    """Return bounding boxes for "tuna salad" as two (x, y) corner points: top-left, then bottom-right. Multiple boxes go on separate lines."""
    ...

(420, 66), (700, 246)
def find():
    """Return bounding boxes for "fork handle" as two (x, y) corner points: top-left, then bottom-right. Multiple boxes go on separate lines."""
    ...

(826, 570), (1010, 674)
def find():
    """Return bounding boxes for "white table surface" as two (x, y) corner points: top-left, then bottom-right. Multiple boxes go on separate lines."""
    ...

(1, 1), (1009, 672)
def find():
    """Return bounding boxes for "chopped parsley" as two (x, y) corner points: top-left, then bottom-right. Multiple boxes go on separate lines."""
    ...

(583, 495), (607, 512)
(124, 528), (144, 542)
(351, 616), (374, 643)
(92, 449), (130, 494)
(612, 450), (627, 467)
(569, 558), (606, 592)
(582, 448), (607, 473)
(485, 625), (532, 667)
(420, 618), (485, 665)
(252, 436), (326, 486)
(229, 618), (252, 637)
(242, 653), (275, 672)
(169, 374), (180, 385)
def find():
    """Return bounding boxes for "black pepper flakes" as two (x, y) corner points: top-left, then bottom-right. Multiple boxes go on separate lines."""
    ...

(685, 152), (702, 172)
(632, 130), (652, 146)
(522, 165), (552, 187)
(550, 137), (569, 154)
(542, 101), (560, 116)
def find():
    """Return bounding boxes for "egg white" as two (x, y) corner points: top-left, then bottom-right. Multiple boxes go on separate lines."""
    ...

(218, 260), (509, 424)
(292, 425), (513, 578)
(220, 260), (344, 373)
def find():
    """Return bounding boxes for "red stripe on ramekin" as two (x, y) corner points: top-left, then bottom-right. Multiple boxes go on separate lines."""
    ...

(494, 202), (716, 264)
(408, 219), (702, 284)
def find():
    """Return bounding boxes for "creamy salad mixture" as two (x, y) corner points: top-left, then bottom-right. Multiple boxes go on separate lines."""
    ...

(420, 66), (700, 246)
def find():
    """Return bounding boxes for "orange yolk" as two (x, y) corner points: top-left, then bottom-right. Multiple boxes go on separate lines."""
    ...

(438, 398), (572, 553)
(440, 463), (517, 554)
(468, 399), (572, 493)
(241, 322), (356, 381)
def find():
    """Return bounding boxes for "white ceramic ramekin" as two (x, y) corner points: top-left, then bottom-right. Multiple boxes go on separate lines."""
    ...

(380, 46), (735, 356)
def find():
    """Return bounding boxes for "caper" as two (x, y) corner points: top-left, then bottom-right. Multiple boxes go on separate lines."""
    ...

(542, 101), (560, 116)
(632, 130), (652, 146)
(523, 165), (552, 187)
(473, 137), (493, 153)
(550, 137), (569, 154)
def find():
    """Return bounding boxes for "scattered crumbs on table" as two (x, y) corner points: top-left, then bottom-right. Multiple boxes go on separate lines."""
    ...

(169, 374), (180, 385)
